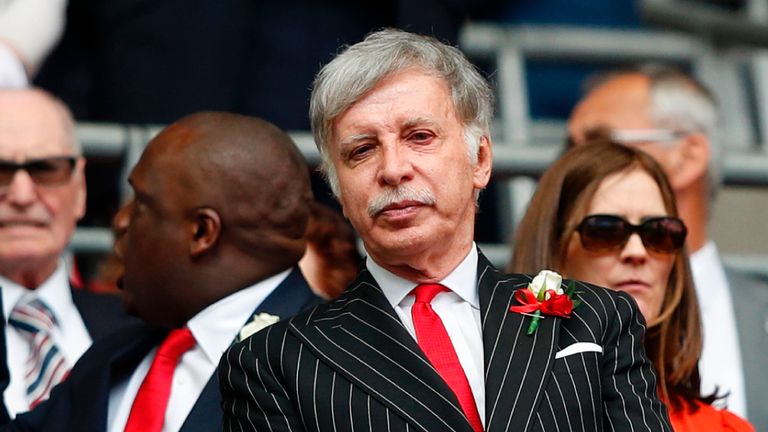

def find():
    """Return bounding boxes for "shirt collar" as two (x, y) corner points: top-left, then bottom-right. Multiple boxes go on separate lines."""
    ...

(689, 240), (728, 302)
(186, 268), (291, 365)
(0, 260), (74, 327)
(369, 243), (479, 309)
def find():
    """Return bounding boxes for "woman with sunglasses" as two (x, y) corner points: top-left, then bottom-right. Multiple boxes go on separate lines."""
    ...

(509, 141), (753, 431)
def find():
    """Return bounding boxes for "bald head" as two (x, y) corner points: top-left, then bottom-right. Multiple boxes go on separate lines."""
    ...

(116, 112), (313, 327)
(0, 88), (78, 158)
(568, 73), (654, 146)
(153, 112), (312, 265)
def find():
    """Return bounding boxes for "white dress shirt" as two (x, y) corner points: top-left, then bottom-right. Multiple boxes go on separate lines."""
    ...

(369, 244), (485, 427)
(107, 268), (291, 432)
(0, 261), (92, 418)
(690, 241), (746, 417)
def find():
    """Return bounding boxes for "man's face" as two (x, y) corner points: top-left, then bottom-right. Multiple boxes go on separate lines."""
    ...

(329, 69), (491, 267)
(0, 92), (85, 279)
(114, 133), (189, 326)
(567, 74), (679, 176)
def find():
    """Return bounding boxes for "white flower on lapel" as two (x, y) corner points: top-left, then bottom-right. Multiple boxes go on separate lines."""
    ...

(238, 312), (281, 342)
(529, 270), (563, 299)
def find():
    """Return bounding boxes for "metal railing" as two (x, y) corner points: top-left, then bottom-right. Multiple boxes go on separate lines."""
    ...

(71, 121), (768, 274)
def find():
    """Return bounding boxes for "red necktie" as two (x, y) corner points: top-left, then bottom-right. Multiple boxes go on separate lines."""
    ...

(124, 327), (196, 432)
(411, 284), (483, 432)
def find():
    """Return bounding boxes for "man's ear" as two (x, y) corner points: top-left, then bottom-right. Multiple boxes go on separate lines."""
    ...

(472, 135), (493, 190)
(189, 207), (221, 257)
(74, 157), (87, 220)
(669, 132), (710, 190)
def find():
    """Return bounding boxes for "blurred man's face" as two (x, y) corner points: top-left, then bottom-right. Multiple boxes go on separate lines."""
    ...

(568, 74), (684, 177)
(0, 91), (85, 283)
(114, 129), (190, 327)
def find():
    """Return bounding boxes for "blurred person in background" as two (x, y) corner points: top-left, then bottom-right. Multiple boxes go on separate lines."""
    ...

(567, 64), (768, 429)
(0, 88), (132, 423)
(511, 141), (754, 431)
(299, 200), (361, 300)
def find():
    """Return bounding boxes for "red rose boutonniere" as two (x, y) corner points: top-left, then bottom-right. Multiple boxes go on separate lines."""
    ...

(510, 270), (581, 335)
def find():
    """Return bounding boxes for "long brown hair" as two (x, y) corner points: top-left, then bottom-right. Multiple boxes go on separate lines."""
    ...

(510, 141), (715, 411)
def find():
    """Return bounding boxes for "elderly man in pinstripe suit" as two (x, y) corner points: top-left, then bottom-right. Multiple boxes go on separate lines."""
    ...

(220, 29), (673, 432)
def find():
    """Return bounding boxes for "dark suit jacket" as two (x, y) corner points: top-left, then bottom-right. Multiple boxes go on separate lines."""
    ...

(0, 286), (134, 425)
(5, 267), (320, 432)
(728, 268), (768, 432)
(220, 252), (672, 431)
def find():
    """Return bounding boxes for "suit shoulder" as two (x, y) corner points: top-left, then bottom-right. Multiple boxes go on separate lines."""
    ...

(726, 267), (768, 299)
(71, 289), (141, 341)
(559, 279), (645, 340)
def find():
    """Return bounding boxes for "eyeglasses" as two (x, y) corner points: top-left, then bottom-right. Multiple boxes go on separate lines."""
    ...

(0, 156), (77, 187)
(610, 129), (688, 147)
(575, 214), (687, 254)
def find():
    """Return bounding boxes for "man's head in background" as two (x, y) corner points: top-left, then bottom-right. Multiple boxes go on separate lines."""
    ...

(114, 112), (313, 329)
(567, 64), (718, 252)
(0, 89), (85, 288)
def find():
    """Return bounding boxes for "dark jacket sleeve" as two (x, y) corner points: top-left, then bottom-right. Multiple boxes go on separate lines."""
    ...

(600, 290), (672, 431)
(219, 322), (307, 432)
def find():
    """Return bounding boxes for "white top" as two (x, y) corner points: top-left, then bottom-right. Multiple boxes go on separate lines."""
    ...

(107, 268), (291, 432)
(0, 0), (67, 74)
(0, 43), (26, 87)
(369, 244), (485, 427)
(690, 241), (746, 417)
(0, 261), (92, 417)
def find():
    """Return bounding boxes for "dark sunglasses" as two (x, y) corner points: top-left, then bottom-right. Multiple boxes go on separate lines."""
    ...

(0, 156), (77, 187)
(575, 214), (687, 254)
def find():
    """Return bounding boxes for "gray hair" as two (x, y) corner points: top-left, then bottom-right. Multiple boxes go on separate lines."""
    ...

(309, 28), (494, 196)
(643, 65), (720, 192)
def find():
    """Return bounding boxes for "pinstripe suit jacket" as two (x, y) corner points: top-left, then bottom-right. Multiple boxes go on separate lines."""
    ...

(220, 253), (672, 431)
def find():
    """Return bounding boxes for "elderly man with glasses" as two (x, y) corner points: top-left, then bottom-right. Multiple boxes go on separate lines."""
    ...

(0, 88), (132, 424)
(568, 64), (768, 431)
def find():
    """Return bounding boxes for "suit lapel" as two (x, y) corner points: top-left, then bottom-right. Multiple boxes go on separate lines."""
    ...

(478, 253), (560, 432)
(181, 267), (318, 431)
(72, 323), (165, 431)
(290, 269), (474, 432)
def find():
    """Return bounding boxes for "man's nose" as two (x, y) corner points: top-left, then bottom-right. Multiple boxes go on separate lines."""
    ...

(4, 170), (38, 206)
(378, 143), (413, 187)
(112, 200), (132, 259)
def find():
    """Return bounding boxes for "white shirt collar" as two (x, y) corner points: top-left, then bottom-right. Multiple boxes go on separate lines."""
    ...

(689, 240), (727, 300)
(368, 243), (479, 310)
(185, 268), (291, 365)
(0, 260), (74, 327)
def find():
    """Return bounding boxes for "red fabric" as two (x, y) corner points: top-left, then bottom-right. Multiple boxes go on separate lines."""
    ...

(668, 399), (755, 432)
(124, 327), (196, 432)
(510, 289), (573, 317)
(411, 284), (483, 432)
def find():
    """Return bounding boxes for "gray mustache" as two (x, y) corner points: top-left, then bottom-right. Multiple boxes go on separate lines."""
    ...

(367, 186), (436, 217)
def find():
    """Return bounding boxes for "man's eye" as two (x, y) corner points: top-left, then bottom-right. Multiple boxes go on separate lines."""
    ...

(349, 145), (373, 159)
(409, 132), (433, 142)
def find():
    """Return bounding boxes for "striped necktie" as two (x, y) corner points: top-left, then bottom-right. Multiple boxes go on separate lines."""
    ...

(8, 297), (70, 408)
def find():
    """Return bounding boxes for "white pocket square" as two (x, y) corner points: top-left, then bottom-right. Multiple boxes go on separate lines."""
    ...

(555, 342), (603, 359)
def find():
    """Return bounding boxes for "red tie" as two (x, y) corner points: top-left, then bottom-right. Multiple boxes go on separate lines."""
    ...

(411, 284), (483, 432)
(124, 327), (196, 432)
